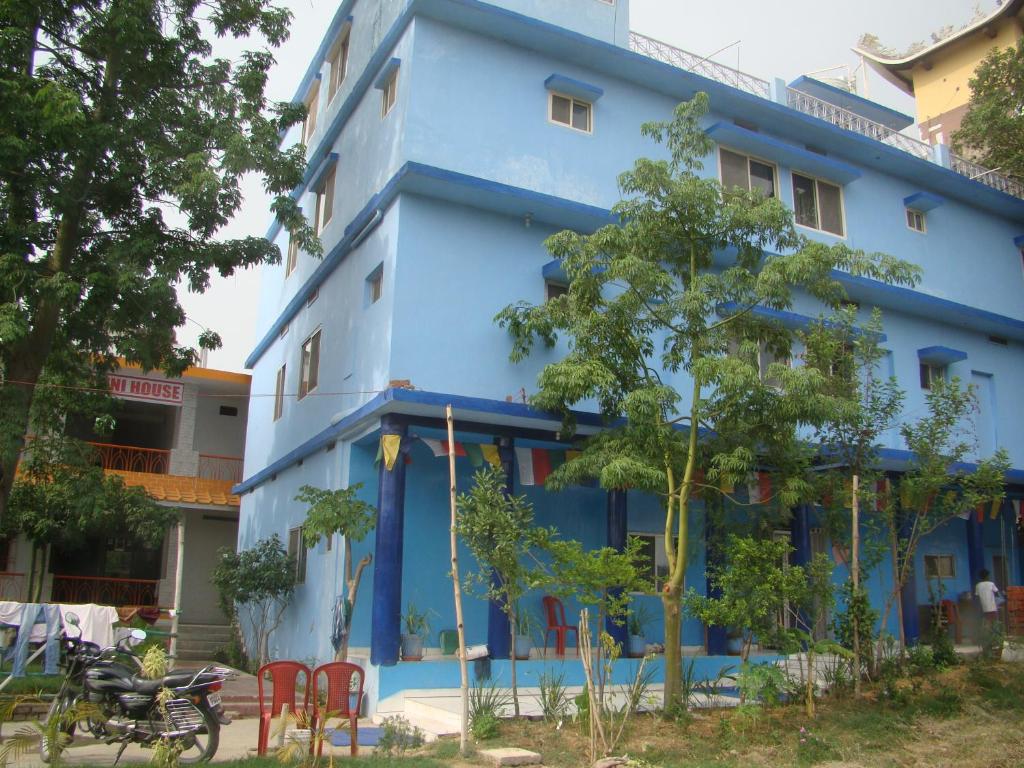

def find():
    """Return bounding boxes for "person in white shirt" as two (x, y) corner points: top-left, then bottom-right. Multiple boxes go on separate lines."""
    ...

(975, 569), (1000, 626)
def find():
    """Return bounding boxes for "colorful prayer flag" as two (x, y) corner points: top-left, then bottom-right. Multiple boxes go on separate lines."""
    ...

(480, 444), (502, 468)
(421, 438), (445, 457)
(464, 443), (484, 468)
(990, 498), (1002, 519)
(515, 447), (535, 486)
(381, 434), (402, 471)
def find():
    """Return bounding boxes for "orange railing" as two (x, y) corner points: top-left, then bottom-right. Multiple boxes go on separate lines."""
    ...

(51, 575), (160, 607)
(198, 454), (244, 483)
(88, 442), (170, 474)
(0, 572), (26, 601)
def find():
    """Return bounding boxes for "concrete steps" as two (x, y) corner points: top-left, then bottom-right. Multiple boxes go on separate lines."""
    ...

(173, 623), (233, 663)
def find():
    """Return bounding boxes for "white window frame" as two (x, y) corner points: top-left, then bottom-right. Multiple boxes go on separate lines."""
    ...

(302, 81), (320, 143)
(628, 532), (668, 592)
(327, 29), (350, 103)
(919, 361), (946, 390)
(314, 166), (336, 235)
(366, 264), (383, 305)
(718, 147), (778, 198)
(924, 553), (956, 579)
(758, 341), (791, 387)
(285, 235), (299, 277)
(298, 329), (321, 400)
(791, 171), (845, 237)
(381, 68), (398, 118)
(906, 208), (926, 233)
(273, 364), (286, 421)
(548, 92), (593, 134)
(287, 526), (307, 585)
(545, 280), (569, 302)
(306, 287), (319, 307)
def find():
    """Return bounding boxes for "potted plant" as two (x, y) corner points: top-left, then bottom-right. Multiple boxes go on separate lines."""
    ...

(513, 606), (539, 660)
(401, 602), (430, 661)
(627, 603), (652, 657)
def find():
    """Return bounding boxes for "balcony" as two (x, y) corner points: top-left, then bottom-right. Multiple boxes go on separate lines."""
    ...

(89, 442), (170, 474)
(198, 453), (244, 484)
(628, 32), (1024, 200)
(50, 575), (160, 607)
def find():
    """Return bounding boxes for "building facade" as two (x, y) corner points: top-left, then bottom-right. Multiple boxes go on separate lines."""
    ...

(857, 0), (1024, 145)
(3, 365), (248, 659)
(236, 0), (1024, 713)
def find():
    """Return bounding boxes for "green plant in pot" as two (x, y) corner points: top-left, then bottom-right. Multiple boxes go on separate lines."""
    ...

(513, 606), (540, 660)
(627, 602), (653, 657)
(401, 602), (430, 661)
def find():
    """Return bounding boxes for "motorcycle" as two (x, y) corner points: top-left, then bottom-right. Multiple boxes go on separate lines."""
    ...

(41, 612), (235, 764)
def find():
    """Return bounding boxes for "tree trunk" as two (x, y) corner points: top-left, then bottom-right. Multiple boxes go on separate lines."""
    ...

(509, 606), (520, 717)
(851, 474), (861, 697)
(661, 585), (682, 707)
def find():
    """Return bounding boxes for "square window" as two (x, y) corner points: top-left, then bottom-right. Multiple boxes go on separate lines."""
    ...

(718, 148), (776, 198)
(287, 527), (307, 585)
(381, 69), (398, 117)
(298, 329), (321, 400)
(366, 265), (383, 304)
(919, 362), (946, 389)
(924, 554), (955, 579)
(906, 208), (926, 232)
(550, 93), (592, 133)
(328, 30), (350, 102)
(285, 235), (299, 277)
(628, 533), (668, 592)
(302, 82), (319, 143)
(792, 172), (844, 236)
(545, 281), (568, 301)
(306, 287), (319, 307)
(315, 167), (336, 235)
(273, 364), (286, 421)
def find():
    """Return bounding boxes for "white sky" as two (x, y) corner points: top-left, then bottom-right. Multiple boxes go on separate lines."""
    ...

(177, 0), (989, 373)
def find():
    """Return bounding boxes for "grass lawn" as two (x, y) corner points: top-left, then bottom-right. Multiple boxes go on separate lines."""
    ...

(410, 660), (1024, 767)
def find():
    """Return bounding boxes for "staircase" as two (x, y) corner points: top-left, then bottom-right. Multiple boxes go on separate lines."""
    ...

(173, 622), (234, 664)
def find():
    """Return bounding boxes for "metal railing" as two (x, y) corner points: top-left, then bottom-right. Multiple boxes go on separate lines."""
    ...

(626, 31), (1024, 200)
(51, 575), (160, 607)
(88, 442), (170, 474)
(0, 572), (26, 602)
(628, 32), (770, 99)
(786, 88), (933, 161)
(198, 454), (244, 483)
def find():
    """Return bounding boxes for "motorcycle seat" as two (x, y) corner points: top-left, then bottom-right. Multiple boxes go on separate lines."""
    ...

(132, 670), (202, 694)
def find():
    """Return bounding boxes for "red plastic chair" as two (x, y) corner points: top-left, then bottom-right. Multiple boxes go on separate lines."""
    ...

(257, 661), (311, 756)
(542, 596), (578, 657)
(311, 661), (365, 756)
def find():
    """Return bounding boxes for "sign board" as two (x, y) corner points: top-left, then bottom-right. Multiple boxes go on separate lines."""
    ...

(108, 374), (184, 406)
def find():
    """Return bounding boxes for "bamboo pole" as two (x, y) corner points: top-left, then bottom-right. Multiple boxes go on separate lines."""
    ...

(446, 405), (470, 755)
(851, 474), (861, 696)
(170, 518), (186, 660)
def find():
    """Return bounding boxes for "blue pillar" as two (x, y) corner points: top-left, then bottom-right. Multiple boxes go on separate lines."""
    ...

(486, 440), (514, 659)
(898, 513), (920, 645)
(605, 489), (629, 649)
(705, 509), (728, 655)
(966, 512), (985, 585)
(789, 504), (812, 568)
(370, 415), (408, 667)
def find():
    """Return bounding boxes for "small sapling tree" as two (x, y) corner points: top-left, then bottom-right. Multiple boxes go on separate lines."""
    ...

(212, 535), (295, 668)
(296, 484), (376, 661)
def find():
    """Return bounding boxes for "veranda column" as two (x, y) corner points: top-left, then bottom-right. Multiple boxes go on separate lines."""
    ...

(486, 439), (513, 659)
(966, 511), (985, 588)
(705, 510), (728, 655)
(899, 515), (921, 645)
(371, 415), (409, 666)
(605, 489), (629, 649)
(789, 505), (812, 567)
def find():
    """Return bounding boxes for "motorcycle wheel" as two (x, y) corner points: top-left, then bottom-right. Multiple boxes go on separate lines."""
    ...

(39, 693), (77, 764)
(176, 708), (220, 764)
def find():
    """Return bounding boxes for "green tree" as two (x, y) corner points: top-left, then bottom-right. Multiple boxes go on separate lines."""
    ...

(457, 466), (547, 717)
(296, 484), (376, 662)
(496, 93), (918, 706)
(212, 534), (295, 667)
(953, 40), (1024, 180)
(0, 0), (319, 522)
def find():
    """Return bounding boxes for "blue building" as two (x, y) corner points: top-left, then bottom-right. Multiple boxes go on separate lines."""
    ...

(235, 0), (1024, 717)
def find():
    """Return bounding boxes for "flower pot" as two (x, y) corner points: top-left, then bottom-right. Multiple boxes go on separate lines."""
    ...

(513, 635), (533, 660)
(628, 635), (647, 657)
(400, 634), (424, 660)
(286, 729), (311, 749)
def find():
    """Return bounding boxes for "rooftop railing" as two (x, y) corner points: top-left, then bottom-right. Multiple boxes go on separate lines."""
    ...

(628, 32), (770, 99)
(628, 32), (1024, 200)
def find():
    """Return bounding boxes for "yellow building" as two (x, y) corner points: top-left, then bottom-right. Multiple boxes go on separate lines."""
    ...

(856, 0), (1024, 145)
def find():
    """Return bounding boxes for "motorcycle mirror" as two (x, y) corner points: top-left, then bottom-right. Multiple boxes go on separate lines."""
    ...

(130, 629), (147, 642)
(65, 612), (80, 626)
